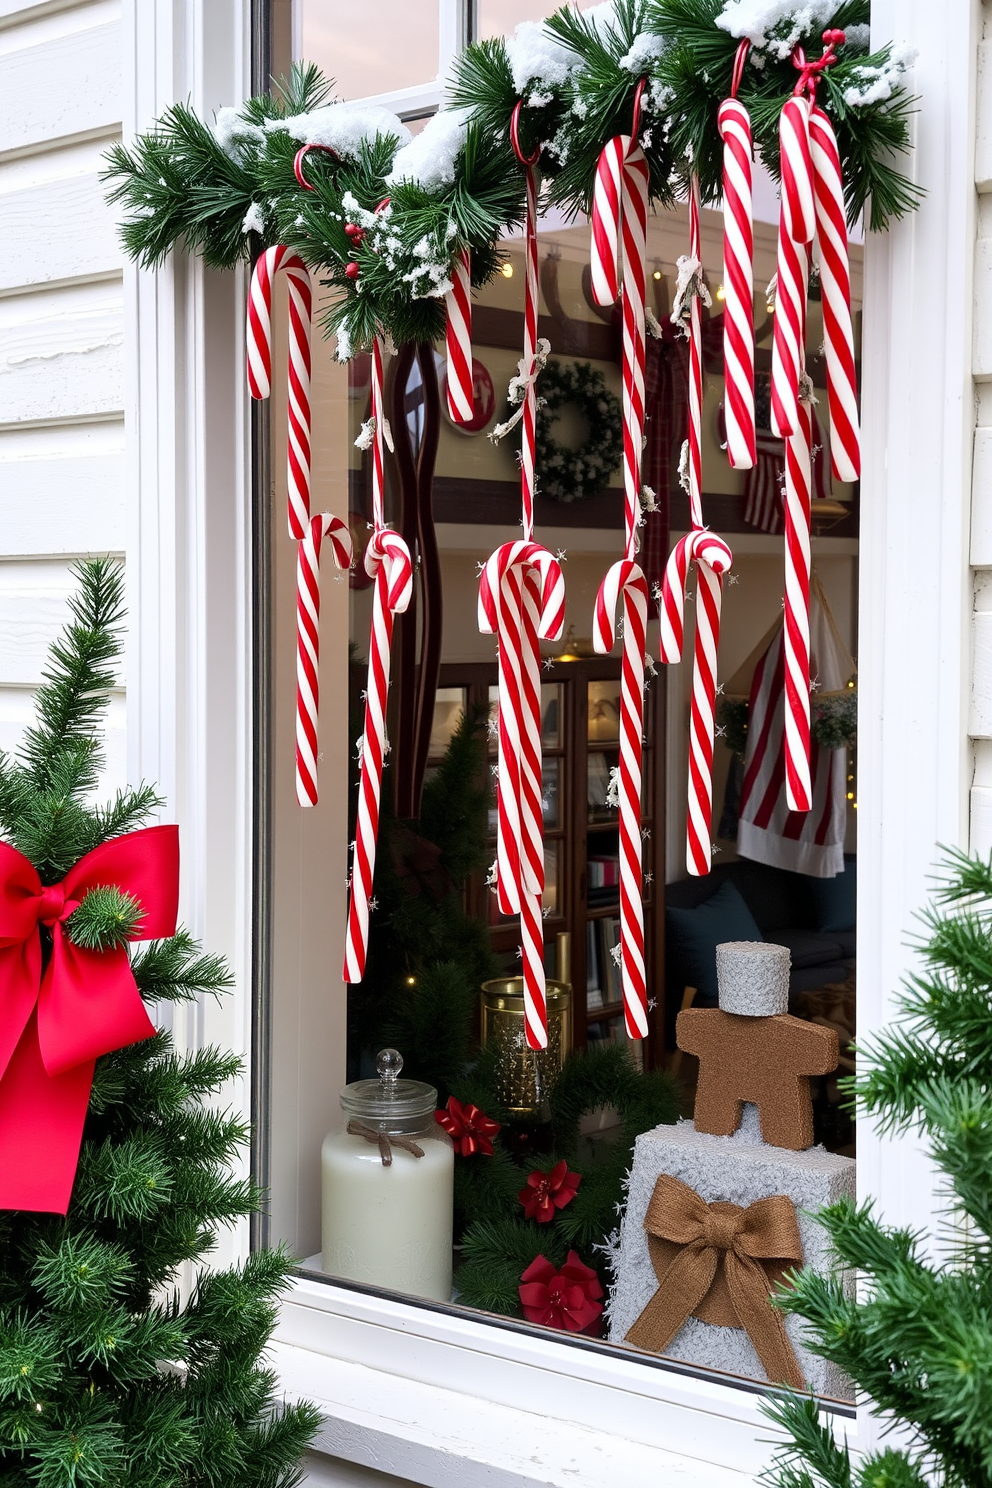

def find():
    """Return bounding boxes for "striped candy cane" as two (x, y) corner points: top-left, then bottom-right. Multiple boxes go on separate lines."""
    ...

(590, 111), (649, 557)
(247, 245), (313, 540)
(296, 514), (353, 806)
(783, 396), (814, 812)
(770, 96), (814, 441)
(588, 85), (652, 1037)
(718, 92), (756, 471)
(343, 337), (414, 983)
(343, 528), (414, 984)
(445, 249), (474, 424)
(519, 157), (540, 538)
(659, 530), (734, 876)
(809, 105), (860, 483)
(479, 541), (565, 1049)
(594, 560), (650, 1038)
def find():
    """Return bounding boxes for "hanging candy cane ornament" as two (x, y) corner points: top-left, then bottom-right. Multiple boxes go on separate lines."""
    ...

(594, 560), (650, 1038)
(717, 42), (756, 471)
(770, 95), (814, 441)
(247, 245), (314, 539)
(296, 514), (354, 806)
(445, 248), (474, 424)
(783, 395), (814, 811)
(590, 83), (650, 554)
(809, 104), (860, 482)
(479, 541), (565, 1049)
(658, 530), (734, 875)
(343, 337), (414, 984)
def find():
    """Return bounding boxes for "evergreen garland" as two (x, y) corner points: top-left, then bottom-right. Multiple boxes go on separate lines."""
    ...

(763, 851), (992, 1488)
(0, 561), (319, 1487)
(104, 4), (918, 355)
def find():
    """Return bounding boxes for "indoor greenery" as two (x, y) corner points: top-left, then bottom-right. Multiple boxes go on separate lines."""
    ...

(0, 561), (318, 1488)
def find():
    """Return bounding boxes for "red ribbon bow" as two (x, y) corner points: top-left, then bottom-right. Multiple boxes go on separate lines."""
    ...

(0, 825), (179, 1214)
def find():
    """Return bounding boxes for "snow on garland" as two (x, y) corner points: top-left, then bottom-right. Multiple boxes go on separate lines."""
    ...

(531, 360), (624, 503)
(104, 0), (919, 357)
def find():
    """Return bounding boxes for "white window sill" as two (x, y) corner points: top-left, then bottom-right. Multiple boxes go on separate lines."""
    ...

(274, 1273), (857, 1488)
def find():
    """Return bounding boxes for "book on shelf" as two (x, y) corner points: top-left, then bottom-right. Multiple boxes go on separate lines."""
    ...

(586, 921), (604, 1011)
(585, 1011), (645, 1071)
(587, 855), (620, 889)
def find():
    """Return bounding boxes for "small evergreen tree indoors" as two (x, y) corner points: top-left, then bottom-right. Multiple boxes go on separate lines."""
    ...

(763, 851), (992, 1488)
(0, 561), (319, 1487)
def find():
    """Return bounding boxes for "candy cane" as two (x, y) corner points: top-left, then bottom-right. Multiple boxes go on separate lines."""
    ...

(519, 160), (540, 538)
(809, 105), (860, 483)
(445, 248), (474, 424)
(590, 107), (649, 557)
(686, 175), (705, 527)
(770, 96), (814, 441)
(296, 514), (353, 807)
(594, 560), (649, 1038)
(783, 397), (813, 812)
(479, 541), (565, 1049)
(659, 530), (734, 875)
(718, 91), (756, 470)
(343, 338), (414, 983)
(343, 528), (414, 984)
(247, 245), (313, 540)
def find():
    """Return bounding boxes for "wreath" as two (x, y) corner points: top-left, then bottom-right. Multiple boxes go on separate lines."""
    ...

(533, 360), (624, 503)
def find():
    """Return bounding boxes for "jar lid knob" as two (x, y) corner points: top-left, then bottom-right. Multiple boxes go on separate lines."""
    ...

(375, 1048), (404, 1089)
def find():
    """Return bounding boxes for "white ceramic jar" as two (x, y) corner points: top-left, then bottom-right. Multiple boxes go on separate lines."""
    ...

(321, 1049), (454, 1302)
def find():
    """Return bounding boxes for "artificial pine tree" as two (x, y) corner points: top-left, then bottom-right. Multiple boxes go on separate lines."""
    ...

(0, 560), (319, 1487)
(764, 852), (992, 1488)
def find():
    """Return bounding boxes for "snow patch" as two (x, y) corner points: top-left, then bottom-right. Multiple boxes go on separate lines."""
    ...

(267, 102), (410, 158)
(842, 45), (917, 108)
(212, 106), (265, 160)
(505, 19), (580, 94)
(386, 108), (470, 191)
(619, 32), (669, 73)
(715, 1), (837, 59)
(241, 201), (266, 235)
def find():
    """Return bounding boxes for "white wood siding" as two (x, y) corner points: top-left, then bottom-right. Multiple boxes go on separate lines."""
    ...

(0, 0), (125, 786)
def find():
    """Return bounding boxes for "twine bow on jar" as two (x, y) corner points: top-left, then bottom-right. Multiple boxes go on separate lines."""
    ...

(624, 1174), (806, 1389)
(346, 1119), (425, 1167)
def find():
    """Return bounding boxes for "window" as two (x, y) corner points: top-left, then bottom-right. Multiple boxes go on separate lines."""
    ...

(259, 0), (878, 1434)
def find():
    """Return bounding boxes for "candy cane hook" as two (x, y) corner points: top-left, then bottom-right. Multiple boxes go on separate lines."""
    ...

(247, 245), (314, 540)
(296, 514), (354, 806)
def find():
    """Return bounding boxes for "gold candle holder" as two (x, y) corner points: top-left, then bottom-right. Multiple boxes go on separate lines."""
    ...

(480, 978), (572, 1120)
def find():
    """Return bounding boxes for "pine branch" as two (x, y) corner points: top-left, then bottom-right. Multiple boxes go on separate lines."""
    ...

(66, 887), (144, 951)
(132, 931), (234, 1004)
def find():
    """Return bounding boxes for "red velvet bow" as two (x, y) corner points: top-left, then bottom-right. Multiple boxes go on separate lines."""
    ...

(0, 825), (179, 1214)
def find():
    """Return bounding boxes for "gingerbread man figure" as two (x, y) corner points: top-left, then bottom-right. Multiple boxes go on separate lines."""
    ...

(677, 941), (839, 1151)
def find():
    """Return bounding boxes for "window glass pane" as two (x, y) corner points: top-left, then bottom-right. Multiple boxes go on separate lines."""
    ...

(588, 680), (620, 741)
(429, 687), (466, 756)
(299, 1), (439, 100)
(542, 758), (559, 828)
(541, 683), (561, 746)
(477, 0), (599, 41)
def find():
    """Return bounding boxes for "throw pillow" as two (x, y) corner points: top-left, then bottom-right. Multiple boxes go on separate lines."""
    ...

(808, 855), (857, 933)
(666, 880), (764, 1003)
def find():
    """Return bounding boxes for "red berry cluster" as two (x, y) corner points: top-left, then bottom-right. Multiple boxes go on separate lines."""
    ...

(344, 220), (364, 280)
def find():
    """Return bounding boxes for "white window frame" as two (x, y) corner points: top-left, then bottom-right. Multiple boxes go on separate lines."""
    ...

(123, 0), (980, 1480)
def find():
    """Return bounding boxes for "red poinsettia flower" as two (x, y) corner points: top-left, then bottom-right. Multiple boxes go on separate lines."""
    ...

(435, 1096), (501, 1156)
(518, 1251), (603, 1334)
(518, 1160), (582, 1223)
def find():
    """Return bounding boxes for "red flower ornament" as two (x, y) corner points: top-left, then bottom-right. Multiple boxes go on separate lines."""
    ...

(518, 1160), (581, 1223)
(435, 1096), (501, 1156)
(518, 1251), (603, 1334)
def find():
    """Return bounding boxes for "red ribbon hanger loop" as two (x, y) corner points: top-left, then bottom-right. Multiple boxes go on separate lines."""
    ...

(792, 29), (845, 98)
(730, 38), (751, 99)
(293, 142), (341, 189)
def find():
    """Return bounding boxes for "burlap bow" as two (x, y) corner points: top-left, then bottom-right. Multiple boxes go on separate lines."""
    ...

(624, 1174), (805, 1389)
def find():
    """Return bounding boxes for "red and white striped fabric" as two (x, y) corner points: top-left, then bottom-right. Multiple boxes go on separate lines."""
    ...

(738, 596), (850, 878)
(594, 559), (650, 1038)
(717, 98), (755, 471)
(783, 397), (813, 812)
(809, 106), (860, 483)
(296, 514), (353, 807)
(658, 529), (734, 876)
(743, 396), (831, 534)
(479, 542), (565, 1049)
(343, 337), (414, 985)
(247, 245), (314, 540)
(445, 248), (474, 424)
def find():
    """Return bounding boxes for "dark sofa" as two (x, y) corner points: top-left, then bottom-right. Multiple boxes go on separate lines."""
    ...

(665, 855), (856, 1021)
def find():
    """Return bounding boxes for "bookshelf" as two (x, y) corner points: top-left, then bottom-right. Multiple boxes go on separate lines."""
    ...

(429, 656), (667, 1070)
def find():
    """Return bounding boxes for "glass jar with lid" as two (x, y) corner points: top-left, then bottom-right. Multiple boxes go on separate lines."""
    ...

(321, 1049), (454, 1302)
